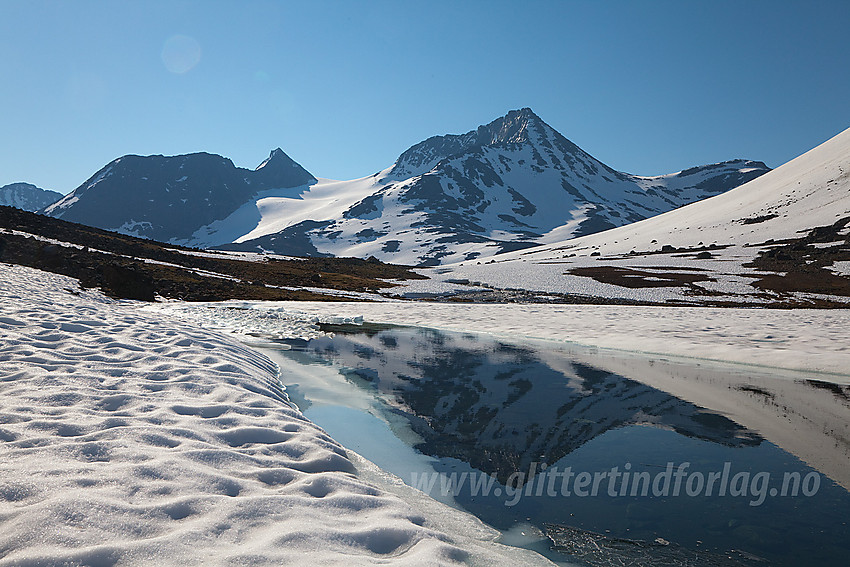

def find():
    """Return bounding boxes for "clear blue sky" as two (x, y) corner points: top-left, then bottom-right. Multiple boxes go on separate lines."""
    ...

(2, 0), (849, 194)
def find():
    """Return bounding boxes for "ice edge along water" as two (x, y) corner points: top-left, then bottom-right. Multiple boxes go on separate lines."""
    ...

(151, 300), (850, 380)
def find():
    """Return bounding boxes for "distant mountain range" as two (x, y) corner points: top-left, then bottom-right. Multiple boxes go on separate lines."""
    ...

(0, 183), (62, 212)
(44, 149), (316, 242)
(40, 108), (769, 265)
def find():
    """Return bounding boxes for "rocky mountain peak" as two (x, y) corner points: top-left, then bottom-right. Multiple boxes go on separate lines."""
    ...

(43, 148), (317, 242)
(386, 107), (552, 180)
(474, 107), (541, 146)
(254, 148), (317, 187)
(256, 148), (286, 169)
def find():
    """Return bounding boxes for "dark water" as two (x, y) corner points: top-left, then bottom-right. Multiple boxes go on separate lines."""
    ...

(270, 323), (850, 566)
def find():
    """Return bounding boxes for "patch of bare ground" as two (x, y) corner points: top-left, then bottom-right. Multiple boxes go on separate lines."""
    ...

(565, 266), (715, 289)
(745, 215), (850, 297)
(0, 205), (424, 302)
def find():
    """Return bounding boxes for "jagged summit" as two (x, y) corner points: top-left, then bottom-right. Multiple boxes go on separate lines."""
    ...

(387, 108), (542, 179)
(43, 149), (317, 242)
(386, 107), (595, 181)
(475, 107), (541, 145)
(256, 147), (288, 169)
(254, 148), (317, 185)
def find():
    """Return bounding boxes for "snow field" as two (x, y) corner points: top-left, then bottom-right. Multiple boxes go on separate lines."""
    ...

(0, 264), (551, 566)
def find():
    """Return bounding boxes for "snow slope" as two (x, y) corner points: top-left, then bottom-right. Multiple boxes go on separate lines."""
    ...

(214, 109), (767, 266)
(185, 174), (384, 256)
(0, 264), (551, 566)
(401, 125), (850, 304)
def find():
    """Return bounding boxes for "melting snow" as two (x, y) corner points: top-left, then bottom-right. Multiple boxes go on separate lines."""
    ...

(830, 260), (850, 277)
(0, 264), (550, 566)
(194, 300), (850, 378)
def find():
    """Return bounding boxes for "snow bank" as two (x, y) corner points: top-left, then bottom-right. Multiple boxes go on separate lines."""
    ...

(0, 264), (550, 566)
(831, 260), (850, 277)
(182, 301), (850, 378)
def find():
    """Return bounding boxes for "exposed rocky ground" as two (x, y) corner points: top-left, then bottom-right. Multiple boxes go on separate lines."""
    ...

(745, 215), (850, 297)
(0, 206), (424, 302)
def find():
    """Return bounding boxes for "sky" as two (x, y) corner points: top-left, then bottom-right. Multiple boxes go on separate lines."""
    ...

(1, 0), (849, 195)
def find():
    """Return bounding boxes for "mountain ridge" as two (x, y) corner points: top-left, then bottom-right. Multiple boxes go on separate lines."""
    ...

(41, 108), (769, 265)
(44, 149), (316, 242)
(223, 108), (768, 265)
(0, 182), (63, 212)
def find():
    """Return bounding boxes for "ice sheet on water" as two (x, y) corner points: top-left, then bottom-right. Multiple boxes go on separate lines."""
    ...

(149, 300), (366, 341)
(258, 301), (850, 377)
(545, 524), (765, 567)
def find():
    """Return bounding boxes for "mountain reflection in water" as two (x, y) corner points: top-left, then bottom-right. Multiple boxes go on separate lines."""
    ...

(271, 323), (850, 567)
(288, 324), (761, 485)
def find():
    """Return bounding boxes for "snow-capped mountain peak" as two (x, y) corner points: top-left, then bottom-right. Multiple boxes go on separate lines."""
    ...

(476, 106), (539, 145)
(385, 108), (623, 187)
(386, 107), (546, 180)
(0, 182), (63, 212)
(218, 109), (769, 266)
(407, 125), (850, 306)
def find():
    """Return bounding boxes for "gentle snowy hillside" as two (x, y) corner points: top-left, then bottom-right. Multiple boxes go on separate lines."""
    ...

(0, 264), (550, 566)
(215, 108), (767, 266)
(398, 126), (850, 306)
(0, 182), (62, 211)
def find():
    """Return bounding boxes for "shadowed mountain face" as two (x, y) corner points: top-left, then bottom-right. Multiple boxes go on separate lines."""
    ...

(0, 183), (62, 212)
(231, 108), (768, 266)
(43, 149), (316, 242)
(288, 325), (761, 484)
